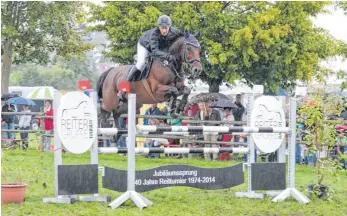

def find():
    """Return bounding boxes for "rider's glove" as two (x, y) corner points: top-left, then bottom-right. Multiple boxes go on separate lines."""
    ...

(168, 55), (176, 63)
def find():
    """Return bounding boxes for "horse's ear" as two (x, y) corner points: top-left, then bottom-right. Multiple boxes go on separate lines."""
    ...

(194, 30), (201, 39)
(184, 30), (190, 38)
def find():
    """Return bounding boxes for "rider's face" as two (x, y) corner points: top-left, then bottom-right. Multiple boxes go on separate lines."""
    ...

(159, 26), (169, 36)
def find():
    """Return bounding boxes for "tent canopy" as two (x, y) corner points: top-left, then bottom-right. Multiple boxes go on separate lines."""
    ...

(26, 86), (61, 99)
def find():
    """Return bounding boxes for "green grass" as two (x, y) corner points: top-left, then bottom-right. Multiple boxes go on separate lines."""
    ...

(2, 136), (347, 216)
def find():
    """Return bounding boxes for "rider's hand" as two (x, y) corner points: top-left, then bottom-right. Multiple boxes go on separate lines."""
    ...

(168, 55), (176, 63)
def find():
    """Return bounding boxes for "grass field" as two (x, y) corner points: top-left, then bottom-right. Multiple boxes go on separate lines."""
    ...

(1, 137), (347, 216)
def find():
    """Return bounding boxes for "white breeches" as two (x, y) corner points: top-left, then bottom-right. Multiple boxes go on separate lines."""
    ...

(136, 43), (149, 71)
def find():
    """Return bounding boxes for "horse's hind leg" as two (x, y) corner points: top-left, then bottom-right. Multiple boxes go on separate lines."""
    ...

(110, 104), (128, 145)
(110, 109), (122, 145)
(99, 104), (111, 128)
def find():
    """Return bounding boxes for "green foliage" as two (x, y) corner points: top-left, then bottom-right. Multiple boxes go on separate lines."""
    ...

(1, 1), (93, 93)
(9, 55), (98, 90)
(88, 2), (345, 93)
(337, 1), (347, 14)
(298, 88), (344, 188)
(1, 1), (92, 64)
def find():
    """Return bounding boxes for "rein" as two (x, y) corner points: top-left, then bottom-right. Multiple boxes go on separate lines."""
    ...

(166, 41), (201, 79)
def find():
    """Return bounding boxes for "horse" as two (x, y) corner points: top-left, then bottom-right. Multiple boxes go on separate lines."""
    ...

(96, 31), (202, 138)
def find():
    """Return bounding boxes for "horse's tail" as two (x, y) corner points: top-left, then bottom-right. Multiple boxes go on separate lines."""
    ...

(96, 67), (113, 99)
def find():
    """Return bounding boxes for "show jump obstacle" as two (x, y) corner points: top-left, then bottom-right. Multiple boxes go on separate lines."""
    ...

(43, 85), (310, 209)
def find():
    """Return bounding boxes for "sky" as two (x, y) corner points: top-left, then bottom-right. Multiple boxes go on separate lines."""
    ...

(312, 5), (347, 84)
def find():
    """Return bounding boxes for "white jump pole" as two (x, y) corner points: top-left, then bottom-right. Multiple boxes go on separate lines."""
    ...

(272, 97), (310, 203)
(108, 93), (153, 209)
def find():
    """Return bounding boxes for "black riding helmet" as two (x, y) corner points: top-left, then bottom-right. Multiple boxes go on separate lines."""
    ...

(157, 15), (172, 27)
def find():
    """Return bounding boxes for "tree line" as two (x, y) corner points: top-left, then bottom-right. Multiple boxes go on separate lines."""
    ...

(2, 1), (346, 93)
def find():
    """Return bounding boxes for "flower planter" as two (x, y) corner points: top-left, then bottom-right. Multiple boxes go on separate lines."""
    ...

(308, 184), (328, 198)
(1, 183), (27, 204)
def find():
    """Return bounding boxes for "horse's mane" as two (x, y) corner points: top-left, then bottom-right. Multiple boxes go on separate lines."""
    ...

(168, 36), (185, 58)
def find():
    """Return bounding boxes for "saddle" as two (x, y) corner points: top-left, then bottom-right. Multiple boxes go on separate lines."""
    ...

(126, 57), (154, 82)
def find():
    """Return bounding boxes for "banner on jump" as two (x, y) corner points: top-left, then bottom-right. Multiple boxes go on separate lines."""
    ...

(103, 163), (244, 192)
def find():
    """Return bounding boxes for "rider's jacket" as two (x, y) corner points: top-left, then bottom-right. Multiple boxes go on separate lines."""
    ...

(139, 26), (183, 61)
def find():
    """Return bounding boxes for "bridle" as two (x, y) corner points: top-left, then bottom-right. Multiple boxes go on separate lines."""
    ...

(165, 39), (201, 79)
(183, 41), (201, 66)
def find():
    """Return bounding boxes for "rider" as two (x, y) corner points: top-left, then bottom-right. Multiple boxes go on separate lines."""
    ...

(126, 15), (183, 82)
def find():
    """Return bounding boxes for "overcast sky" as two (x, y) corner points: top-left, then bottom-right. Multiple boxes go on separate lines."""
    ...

(312, 5), (347, 84)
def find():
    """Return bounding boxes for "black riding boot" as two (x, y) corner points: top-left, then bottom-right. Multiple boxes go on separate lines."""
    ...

(126, 66), (140, 82)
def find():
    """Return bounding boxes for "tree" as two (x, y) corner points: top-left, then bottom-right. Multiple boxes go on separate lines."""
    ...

(89, 2), (346, 93)
(9, 55), (98, 90)
(1, 1), (92, 93)
(337, 1), (347, 14)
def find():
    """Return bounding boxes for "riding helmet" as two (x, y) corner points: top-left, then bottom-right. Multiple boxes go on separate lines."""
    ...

(158, 15), (172, 27)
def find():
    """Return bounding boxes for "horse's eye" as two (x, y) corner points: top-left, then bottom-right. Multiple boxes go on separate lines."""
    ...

(187, 46), (192, 52)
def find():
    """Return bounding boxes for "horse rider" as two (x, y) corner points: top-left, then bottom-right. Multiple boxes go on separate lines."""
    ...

(126, 15), (183, 82)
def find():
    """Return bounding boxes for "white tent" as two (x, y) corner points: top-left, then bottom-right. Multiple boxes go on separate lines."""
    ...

(185, 79), (253, 98)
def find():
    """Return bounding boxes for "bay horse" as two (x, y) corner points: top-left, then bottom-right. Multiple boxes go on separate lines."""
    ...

(97, 31), (202, 137)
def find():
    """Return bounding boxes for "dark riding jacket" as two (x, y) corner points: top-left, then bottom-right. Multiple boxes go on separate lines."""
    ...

(139, 26), (183, 61)
(1, 103), (15, 124)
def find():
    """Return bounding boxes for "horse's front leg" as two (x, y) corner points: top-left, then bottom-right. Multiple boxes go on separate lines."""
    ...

(175, 74), (190, 114)
(177, 86), (191, 114)
(155, 84), (179, 113)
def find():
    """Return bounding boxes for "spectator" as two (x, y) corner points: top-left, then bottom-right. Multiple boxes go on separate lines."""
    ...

(232, 94), (245, 142)
(166, 99), (183, 126)
(125, 108), (141, 125)
(165, 100), (184, 158)
(161, 101), (170, 124)
(1, 99), (16, 141)
(116, 117), (127, 149)
(182, 103), (199, 158)
(144, 104), (163, 125)
(220, 107), (234, 161)
(41, 100), (54, 152)
(193, 99), (221, 161)
(183, 103), (199, 126)
(19, 105), (32, 150)
(143, 119), (164, 158)
(121, 108), (140, 150)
